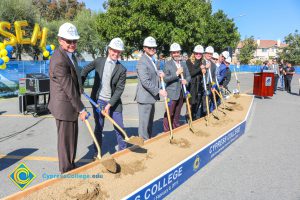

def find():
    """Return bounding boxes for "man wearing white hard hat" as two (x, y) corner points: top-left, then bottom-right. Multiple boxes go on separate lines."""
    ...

(48, 22), (88, 173)
(81, 37), (127, 154)
(163, 43), (190, 131)
(203, 46), (218, 112)
(135, 36), (167, 140)
(186, 45), (204, 120)
(221, 51), (230, 59)
(222, 56), (232, 93)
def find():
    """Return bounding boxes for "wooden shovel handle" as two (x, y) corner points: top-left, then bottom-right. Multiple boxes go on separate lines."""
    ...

(160, 76), (173, 139)
(101, 110), (129, 140)
(85, 119), (101, 159)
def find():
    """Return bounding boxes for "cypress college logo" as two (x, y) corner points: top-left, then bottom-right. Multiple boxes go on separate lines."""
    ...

(193, 155), (200, 171)
(9, 162), (36, 190)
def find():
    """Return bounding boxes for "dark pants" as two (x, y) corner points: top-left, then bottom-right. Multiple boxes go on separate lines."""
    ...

(284, 76), (288, 91)
(163, 93), (184, 132)
(93, 99), (127, 154)
(56, 119), (78, 173)
(286, 78), (292, 93)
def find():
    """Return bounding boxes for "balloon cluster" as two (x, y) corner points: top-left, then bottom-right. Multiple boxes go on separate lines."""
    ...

(0, 43), (14, 70)
(42, 44), (55, 59)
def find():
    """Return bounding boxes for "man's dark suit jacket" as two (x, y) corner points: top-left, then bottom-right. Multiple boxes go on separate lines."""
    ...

(81, 57), (126, 113)
(48, 47), (84, 121)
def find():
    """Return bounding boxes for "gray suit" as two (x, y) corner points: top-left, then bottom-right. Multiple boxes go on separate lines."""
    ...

(163, 60), (191, 100)
(135, 53), (160, 139)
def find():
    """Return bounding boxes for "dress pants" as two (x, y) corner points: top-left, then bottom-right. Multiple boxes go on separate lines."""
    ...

(93, 99), (127, 153)
(163, 93), (184, 132)
(138, 103), (155, 140)
(56, 119), (78, 173)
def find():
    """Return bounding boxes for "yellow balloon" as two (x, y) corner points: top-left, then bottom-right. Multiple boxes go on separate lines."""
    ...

(2, 56), (9, 63)
(14, 20), (31, 45)
(43, 50), (49, 57)
(31, 23), (41, 46)
(0, 49), (8, 57)
(0, 43), (5, 50)
(39, 27), (49, 48)
(0, 21), (17, 46)
(0, 63), (7, 70)
(50, 44), (55, 50)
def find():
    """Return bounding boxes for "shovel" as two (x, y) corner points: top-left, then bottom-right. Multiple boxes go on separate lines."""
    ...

(202, 71), (210, 126)
(179, 72), (195, 133)
(83, 93), (144, 146)
(160, 76), (174, 142)
(233, 65), (240, 96)
(207, 66), (220, 119)
(215, 89), (233, 111)
(84, 113), (117, 173)
(101, 110), (144, 146)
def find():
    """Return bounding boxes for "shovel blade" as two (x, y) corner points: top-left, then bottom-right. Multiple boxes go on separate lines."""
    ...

(126, 136), (144, 146)
(100, 154), (118, 173)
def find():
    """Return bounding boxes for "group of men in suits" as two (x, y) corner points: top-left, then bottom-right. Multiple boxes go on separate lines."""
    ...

(49, 22), (232, 173)
(136, 37), (232, 139)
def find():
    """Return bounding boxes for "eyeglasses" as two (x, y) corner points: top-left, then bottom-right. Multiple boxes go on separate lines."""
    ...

(63, 39), (78, 44)
(146, 47), (156, 50)
(194, 53), (202, 55)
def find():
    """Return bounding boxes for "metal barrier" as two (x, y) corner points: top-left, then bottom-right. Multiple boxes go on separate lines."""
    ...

(0, 60), (299, 97)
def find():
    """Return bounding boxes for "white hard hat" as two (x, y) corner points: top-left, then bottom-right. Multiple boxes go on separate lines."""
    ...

(170, 43), (181, 52)
(193, 45), (204, 53)
(205, 46), (214, 53)
(57, 22), (80, 40)
(212, 52), (219, 59)
(225, 56), (232, 63)
(108, 38), (124, 51)
(221, 51), (230, 59)
(143, 36), (157, 47)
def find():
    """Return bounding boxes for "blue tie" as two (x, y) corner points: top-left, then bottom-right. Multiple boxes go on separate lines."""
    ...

(151, 56), (156, 64)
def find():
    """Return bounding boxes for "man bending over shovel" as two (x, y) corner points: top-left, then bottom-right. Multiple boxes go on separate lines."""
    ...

(81, 38), (127, 157)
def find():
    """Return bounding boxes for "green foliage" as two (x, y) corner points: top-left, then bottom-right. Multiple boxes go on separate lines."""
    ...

(279, 30), (300, 65)
(73, 10), (106, 58)
(0, 0), (39, 59)
(96, 0), (240, 56)
(253, 60), (263, 66)
(237, 36), (257, 64)
(33, 0), (86, 21)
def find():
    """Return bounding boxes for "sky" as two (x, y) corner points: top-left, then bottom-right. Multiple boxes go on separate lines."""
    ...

(80, 0), (300, 42)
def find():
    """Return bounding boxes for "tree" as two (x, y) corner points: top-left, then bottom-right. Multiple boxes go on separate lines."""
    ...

(237, 36), (257, 64)
(279, 30), (300, 65)
(96, 0), (240, 56)
(0, 0), (39, 60)
(207, 10), (240, 53)
(74, 10), (106, 59)
(33, 0), (86, 21)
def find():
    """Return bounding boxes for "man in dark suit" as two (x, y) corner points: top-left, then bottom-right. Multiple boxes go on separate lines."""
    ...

(81, 38), (127, 155)
(135, 36), (167, 140)
(163, 43), (191, 132)
(48, 22), (88, 173)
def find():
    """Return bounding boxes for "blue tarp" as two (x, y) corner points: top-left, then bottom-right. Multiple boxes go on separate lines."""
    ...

(0, 60), (299, 96)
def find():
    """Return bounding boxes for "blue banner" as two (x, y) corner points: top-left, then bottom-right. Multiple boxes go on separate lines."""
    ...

(125, 121), (246, 200)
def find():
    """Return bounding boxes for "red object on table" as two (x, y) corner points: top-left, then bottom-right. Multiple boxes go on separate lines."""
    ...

(253, 71), (274, 97)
